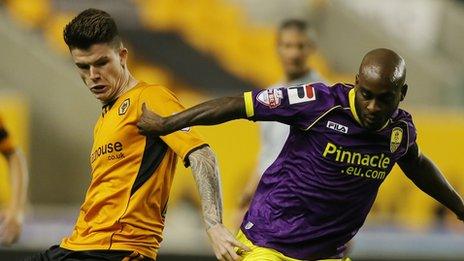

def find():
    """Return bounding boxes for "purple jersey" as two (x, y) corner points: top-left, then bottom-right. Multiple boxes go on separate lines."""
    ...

(241, 82), (417, 260)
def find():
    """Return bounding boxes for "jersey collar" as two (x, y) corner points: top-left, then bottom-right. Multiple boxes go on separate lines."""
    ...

(101, 99), (117, 117)
(348, 88), (362, 126)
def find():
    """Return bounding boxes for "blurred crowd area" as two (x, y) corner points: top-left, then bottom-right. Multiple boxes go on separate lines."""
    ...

(0, 0), (464, 259)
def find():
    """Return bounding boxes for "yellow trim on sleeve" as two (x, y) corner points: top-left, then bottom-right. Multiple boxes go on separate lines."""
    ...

(244, 91), (255, 118)
(348, 88), (362, 126)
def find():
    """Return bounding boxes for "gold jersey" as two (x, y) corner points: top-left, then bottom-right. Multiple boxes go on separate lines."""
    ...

(61, 82), (206, 259)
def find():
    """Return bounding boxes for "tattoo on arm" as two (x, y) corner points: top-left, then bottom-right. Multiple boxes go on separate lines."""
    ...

(189, 146), (223, 229)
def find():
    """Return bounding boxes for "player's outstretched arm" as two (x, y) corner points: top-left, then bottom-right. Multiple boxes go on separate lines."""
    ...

(188, 146), (250, 261)
(398, 145), (464, 221)
(137, 96), (246, 136)
(0, 149), (28, 246)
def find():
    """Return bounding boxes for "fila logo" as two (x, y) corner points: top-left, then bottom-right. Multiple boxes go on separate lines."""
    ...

(288, 84), (316, 104)
(326, 121), (348, 133)
(119, 98), (130, 115)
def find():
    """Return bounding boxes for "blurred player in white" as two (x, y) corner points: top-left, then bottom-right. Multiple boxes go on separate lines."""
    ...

(0, 116), (28, 245)
(237, 19), (324, 218)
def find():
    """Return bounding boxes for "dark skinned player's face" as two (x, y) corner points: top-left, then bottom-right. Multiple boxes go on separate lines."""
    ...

(354, 74), (407, 130)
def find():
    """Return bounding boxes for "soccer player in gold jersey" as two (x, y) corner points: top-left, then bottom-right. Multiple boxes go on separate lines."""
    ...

(0, 117), (28, 246)
(26, 8), (248, 261)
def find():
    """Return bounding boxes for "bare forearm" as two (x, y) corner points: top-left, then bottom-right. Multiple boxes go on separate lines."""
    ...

(7, 150), (28, 215)
(164, 96), (246, 133)
(189, 146), (223, 229)
(401, 154), (464, 217)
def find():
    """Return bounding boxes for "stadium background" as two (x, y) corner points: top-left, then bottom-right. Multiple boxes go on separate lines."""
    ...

(0, 0), (464, 260)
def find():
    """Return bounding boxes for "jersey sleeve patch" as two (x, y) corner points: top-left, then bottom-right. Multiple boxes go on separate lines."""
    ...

(256, 88), (284, 108)
(288, 84), (316, 104)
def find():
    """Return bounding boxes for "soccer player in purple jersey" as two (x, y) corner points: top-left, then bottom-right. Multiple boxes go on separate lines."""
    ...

(137, 48), (464, 261)
(236, 19), (324, 230)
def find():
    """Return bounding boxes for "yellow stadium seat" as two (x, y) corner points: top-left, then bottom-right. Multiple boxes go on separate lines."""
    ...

(136, 0), (184, 31)
(42, 13), (76, 53)
(131, 63), (172, 87)
(135, 0), (349, 94)
(5, 0), (51, 29)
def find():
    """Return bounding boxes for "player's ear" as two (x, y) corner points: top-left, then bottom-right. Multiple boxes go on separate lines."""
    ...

(119, 47), (128, 68)
(355, 74), (359, 85)
(400, 84), (408, 101)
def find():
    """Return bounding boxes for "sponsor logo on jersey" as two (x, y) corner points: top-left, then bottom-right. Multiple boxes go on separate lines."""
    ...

(390, 127), (403, 153)
(91, 141), (125, 164)
(326, 121), (349, 133)
(119, 98), (130, 115)
(256, 88), (283, 108)
(288, 84), (316, 104)
(323, 142), (392, 180)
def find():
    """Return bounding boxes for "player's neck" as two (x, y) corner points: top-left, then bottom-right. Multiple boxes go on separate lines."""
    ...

(104, 72), (138, 106)
(122, 74), (139, 94)
(285, 69), (310, 83)
(116, 71), (138, 98)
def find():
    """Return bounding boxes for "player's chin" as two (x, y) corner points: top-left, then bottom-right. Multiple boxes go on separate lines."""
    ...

(94, 93), (112, 103)
(362, 118), (384, 130)
(365, 121), (385, 131)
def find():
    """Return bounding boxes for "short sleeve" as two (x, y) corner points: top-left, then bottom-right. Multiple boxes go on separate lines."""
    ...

(244, 82), (336, 129)
(138, 86), (207, 165)
(0, 118), (14, 154)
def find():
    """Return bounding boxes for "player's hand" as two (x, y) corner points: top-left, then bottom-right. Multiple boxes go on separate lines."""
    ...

(0, 210), (22, 246)
(207, 223), (250, 261)
(137, 103), (168, 136)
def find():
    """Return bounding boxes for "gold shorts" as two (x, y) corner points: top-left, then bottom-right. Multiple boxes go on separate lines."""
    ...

(236, 230), (351, 261)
